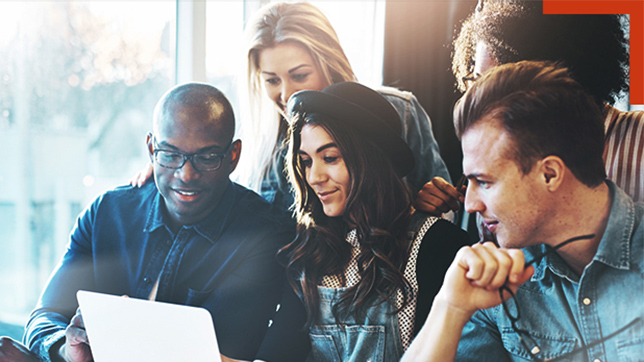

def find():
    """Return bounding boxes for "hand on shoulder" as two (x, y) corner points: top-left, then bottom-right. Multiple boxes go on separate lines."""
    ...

(415, 177), (464, 216)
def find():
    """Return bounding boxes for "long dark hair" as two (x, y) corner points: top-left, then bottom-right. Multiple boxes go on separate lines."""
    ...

(278, 112), (414, 326)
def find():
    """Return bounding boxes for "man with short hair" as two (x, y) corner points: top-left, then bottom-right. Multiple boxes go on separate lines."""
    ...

(19, 83), (292, 362)
(403, 61), (643, 361)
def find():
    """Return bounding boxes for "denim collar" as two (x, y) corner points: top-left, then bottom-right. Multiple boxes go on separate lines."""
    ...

(530, 180), (635, 282)
(143, 180), (235, 244)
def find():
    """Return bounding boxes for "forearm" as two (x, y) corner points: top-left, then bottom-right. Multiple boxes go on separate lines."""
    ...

(402, 295), (473, 362)
(23, 311), (68, 362)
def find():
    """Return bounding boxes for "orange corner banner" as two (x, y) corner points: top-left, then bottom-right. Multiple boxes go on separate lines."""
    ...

(543, 0), (644, 105)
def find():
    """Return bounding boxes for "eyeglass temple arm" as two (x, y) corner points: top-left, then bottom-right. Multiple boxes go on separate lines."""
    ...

(524, 234), (596, 267)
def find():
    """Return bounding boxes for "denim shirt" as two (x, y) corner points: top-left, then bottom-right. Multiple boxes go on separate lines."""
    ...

(24, 181), (294, 361)
(457, 181), (644, 361)
(260, 87), (451, 211)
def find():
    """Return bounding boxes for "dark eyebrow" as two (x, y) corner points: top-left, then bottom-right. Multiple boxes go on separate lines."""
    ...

(156, 140), (225, 154)
(316, 142), (337, 154)
(297, 142), (338, 156)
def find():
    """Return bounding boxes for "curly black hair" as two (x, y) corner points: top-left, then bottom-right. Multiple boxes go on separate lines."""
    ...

(452, 1), (629, 105)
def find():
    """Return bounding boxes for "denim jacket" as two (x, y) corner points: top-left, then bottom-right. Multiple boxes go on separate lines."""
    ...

(24, 181), (293, 361)
(260, 87), (451, 211)
(456, 181), (644, 361)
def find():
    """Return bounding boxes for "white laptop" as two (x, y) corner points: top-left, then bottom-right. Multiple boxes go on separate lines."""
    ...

(77, 290), (222, 362)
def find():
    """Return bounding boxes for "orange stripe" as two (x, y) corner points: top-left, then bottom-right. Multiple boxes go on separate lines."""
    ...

(543, 0), (644, 105)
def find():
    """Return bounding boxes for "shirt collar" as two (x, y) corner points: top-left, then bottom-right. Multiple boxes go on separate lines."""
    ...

(529, 180), (636, 281)
(592, 180), (635, 270)
(143, 180), (236, 244)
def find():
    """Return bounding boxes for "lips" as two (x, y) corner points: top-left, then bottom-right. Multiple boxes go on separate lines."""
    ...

(316, 189), (337, 202)
(484, 219), (499, 232)
(173, 188), (201, 202)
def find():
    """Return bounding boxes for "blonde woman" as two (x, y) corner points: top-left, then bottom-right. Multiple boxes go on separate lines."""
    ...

(239, 2), (450, 211)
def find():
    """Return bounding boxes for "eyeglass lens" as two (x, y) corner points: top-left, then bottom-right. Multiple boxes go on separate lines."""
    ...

(155, 151), (223, 171)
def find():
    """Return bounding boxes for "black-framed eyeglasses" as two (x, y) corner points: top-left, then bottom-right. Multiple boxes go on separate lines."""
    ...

(152, 137), (234, 172)
(498, 234), (642, 361)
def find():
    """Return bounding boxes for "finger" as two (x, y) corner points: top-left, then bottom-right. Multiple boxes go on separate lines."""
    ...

(427, 183), (462, 211)
(136, 173), (146, 187)
(415, 193), (454, 215)
(456, 245), (486, 281)
(417, 182), (460, 213)
(484, 246), (513, 291)
(433, 178), (466, 202)
(70, 312), (85, 329)
(506, 249), (527, 284)
(467, 242), (499, 287)
(65, 323), (89, 346)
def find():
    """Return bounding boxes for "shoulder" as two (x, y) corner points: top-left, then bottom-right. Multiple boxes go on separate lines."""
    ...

(228, 182), (295, 233)
(375, 85), (415, 102)
(422, 216), (470, 244)
(604, 104), (644, 129)
(87, 182), (157, 215)
(414, 214), (470, 261)
(375, 86), (422, 114)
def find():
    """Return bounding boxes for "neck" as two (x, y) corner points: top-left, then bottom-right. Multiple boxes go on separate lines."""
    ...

(544, 181), (611, 275)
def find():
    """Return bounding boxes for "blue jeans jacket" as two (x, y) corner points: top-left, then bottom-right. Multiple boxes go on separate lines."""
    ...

(457, 181), (644, 361)
(260, 87), (451, 211)
(24, 181), (293, 361)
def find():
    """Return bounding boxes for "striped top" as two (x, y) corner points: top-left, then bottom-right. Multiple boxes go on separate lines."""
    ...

(603, 104), (644, 202)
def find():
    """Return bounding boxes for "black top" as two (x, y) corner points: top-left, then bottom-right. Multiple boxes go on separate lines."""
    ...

(255, 218), (471, 361)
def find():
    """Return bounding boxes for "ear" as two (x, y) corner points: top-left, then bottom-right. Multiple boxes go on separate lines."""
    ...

(146, 132), (155, 162)
(538, 155), (565, 191)
(228, 139), (242, 173)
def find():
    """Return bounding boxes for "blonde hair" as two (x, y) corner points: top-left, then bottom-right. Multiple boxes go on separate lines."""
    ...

(237, 1), (356, 192)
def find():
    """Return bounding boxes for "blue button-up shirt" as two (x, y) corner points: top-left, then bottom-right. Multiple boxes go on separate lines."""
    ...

(24, 181), (294, 361)
(456, 181), (644, 361)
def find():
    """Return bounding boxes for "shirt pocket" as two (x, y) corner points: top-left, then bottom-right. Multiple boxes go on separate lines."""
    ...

(617, 336), (644, 362)
(309, 324), (385, 362)
(501, 327), (577, 361)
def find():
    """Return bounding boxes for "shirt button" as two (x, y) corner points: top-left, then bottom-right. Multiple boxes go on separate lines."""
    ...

(593, 359), (601, 362)
(531, 346), (541, 355)
(143, 277), (151, 283)
(583, 298), (592, 305)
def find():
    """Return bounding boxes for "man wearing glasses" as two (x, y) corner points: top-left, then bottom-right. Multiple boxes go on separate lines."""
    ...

(403, 61), (643, 361)
(19, 83), (293, 362)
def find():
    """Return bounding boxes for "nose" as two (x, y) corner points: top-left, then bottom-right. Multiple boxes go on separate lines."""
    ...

(280, 81), (299, 107)
(175, 158), (200, 184)
(306, 160), (327, 187)
(463, 184), (484, 215)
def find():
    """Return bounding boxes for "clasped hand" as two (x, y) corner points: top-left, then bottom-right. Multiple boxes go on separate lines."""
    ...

(438, 242), (534, 315)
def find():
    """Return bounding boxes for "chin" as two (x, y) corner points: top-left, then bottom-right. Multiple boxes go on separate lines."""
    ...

(322, 205), (344, 218)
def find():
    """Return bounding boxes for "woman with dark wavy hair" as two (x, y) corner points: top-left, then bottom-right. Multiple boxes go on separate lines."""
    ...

(253, 82), (469, 361)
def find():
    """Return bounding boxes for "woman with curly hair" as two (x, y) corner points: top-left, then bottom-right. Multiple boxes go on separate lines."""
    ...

(253, 82), (469, 361)
(422, 0), (642, 221)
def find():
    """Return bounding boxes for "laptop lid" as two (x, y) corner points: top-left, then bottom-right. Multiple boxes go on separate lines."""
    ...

(77, 290), (222, 362)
